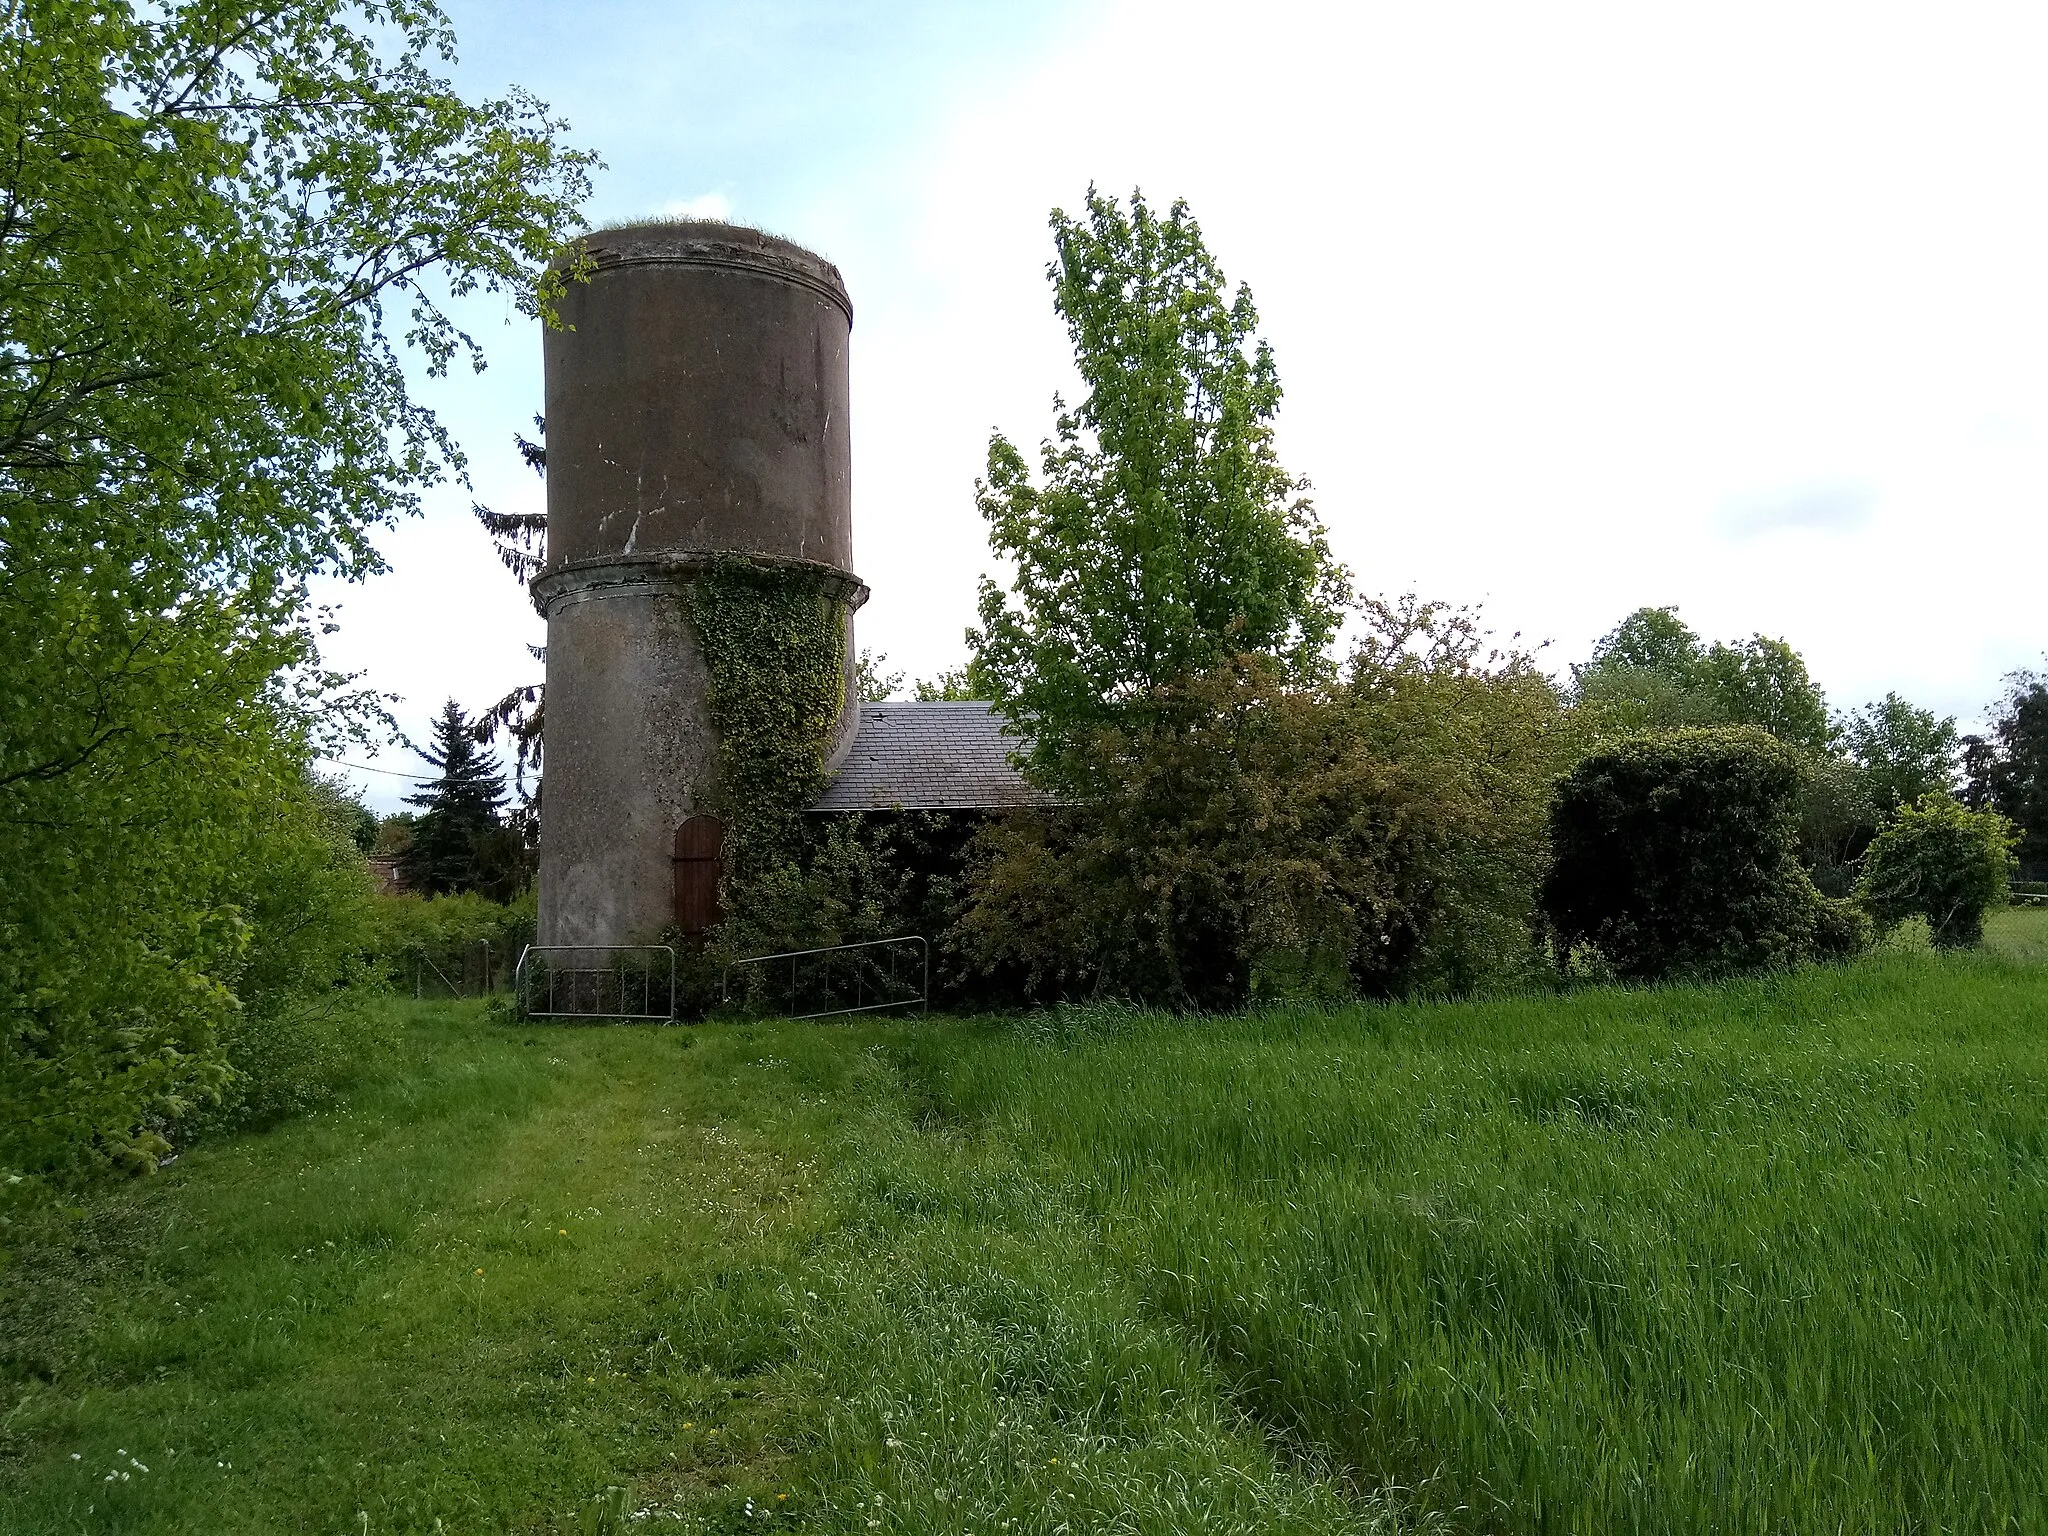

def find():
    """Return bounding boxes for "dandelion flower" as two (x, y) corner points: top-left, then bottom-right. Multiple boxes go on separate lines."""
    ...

(475, 1267), (484, 1276)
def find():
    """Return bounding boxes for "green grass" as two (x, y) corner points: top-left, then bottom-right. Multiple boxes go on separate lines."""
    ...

(7, 919), (2048, 1532)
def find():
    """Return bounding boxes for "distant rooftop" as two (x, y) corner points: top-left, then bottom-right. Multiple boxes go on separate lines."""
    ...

(812, 701), (1047, 812)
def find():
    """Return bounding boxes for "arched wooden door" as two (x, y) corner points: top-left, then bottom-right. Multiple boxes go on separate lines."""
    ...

(672, 816), (724, 937)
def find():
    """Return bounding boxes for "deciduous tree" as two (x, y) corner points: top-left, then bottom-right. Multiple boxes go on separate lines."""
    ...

(1838, 692), (1959, 815)
(1961, 670), (2048, 872)
(1572, 607), (1830, 751)
(0, 0), (593, 1192)
(970, 188), (1347, 793)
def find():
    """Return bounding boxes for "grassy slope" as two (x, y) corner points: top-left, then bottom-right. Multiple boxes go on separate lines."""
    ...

(4, 916), (2047, 1533)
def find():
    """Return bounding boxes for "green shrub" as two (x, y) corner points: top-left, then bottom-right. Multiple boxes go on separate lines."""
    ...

(962, 603), (1578, 1006)
(369, 888), (536, 991)
(1811, 892), (1876, 959)
(3, 691), (318, 1197)
(1542, 726), (1856, 980)
(202, 776), (388, 1128)
(1858, 794), (2015, 948)
(3, 734), (401, 1194)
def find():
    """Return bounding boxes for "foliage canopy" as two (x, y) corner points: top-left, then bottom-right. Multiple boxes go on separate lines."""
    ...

(1837, 691), (1959, 816)
(1858, 795), (2014, 948)
(962, 601), (1576, 1007)
(0, 0), (593, 1194)
(971, 188), (1347, 793)
(1542, 727), (1865, 981)
(1574, 607), (1830, 752)
(1962, 669), (2048, 872)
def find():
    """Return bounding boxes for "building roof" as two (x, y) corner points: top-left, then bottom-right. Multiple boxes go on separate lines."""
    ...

(812, 701), (1047, 812)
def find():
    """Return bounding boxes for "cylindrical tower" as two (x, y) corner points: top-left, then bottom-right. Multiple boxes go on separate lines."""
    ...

(531, 221), (866, 948)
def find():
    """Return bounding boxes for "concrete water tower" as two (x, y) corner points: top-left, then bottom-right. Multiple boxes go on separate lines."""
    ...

(530, 221), (867, 948)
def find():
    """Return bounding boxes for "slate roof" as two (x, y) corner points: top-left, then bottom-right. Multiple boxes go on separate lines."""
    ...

(812, 701), (1047, 812)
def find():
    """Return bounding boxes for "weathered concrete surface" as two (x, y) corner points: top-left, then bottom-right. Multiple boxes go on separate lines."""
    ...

(533, 561), (716, 947)
(544, 222), (853, 569)
(533, 549), (866, 947)
(534, 222), (864, 950)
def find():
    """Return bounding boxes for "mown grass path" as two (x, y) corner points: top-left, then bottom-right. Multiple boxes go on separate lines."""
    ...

(1, 1006), (1373, 1534)
(6, 921), (2048, 1533)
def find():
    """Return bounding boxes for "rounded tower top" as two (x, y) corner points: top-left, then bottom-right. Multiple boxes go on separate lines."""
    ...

(559, 220), (851, 325)
(541, 219), (855, 572)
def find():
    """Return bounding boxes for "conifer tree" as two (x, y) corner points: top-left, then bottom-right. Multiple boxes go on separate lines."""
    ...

(401, 702), (511, 895)
(474, 416), (549, 826)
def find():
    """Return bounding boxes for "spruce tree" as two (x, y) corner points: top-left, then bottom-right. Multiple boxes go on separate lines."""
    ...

(400, 701), (510, 895)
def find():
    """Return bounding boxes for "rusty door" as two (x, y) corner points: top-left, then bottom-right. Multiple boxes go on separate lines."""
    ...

(671, 815), (725, 936)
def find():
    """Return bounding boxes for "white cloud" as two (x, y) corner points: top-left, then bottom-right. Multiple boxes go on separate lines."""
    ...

(317, 0), (2048, 807)
(661, 190), (732, 221)
(1722, 483), (1876, 539)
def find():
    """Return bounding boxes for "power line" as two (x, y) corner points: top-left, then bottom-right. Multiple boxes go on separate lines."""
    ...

(325, 759), (436, 783)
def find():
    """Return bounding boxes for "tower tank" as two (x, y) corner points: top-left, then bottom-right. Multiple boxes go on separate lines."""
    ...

(530, 221), (866, 949)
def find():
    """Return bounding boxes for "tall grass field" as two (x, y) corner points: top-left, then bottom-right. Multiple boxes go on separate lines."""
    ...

(5, 916), (2047, 1532)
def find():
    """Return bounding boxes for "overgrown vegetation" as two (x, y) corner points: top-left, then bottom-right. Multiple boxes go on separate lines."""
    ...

(1543, 727), (1868, 981)
(1858, 793), (2015, 948)
(7, 929), (2048, 1532)
(0, 0), (592, 1200)
(963, 601), (1577, 1005)
(684, 557), (853, 960)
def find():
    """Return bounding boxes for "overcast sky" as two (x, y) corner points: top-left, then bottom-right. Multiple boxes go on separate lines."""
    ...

(317, 0), (2048, 809)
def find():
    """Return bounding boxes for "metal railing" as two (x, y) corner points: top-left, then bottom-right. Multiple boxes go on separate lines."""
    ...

(514, 945), (677, 1021)
(411, 940), (501, 999)
(724, 935), (928, 1021)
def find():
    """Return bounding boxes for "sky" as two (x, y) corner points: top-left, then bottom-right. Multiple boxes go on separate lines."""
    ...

(317, 0), (2048, 810)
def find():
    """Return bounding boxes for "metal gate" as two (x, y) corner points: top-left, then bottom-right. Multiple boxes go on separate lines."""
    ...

(411, 940), (501, 999)
(513, 945), (677, 1022)
(723, 935), (928, 1020)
